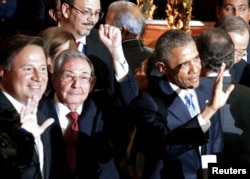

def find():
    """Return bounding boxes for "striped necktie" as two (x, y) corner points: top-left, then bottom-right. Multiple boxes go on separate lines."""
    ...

(184, 92), (197, 117)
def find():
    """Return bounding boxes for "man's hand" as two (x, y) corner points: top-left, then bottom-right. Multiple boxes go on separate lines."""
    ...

(208, 63), (235, 110)
(201, 63), (234, 121)
(98, 24), (126, 64)
(20, 96), (54, 138)
(98, 24), (121, 49)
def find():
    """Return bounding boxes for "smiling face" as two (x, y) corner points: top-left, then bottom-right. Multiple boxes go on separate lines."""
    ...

(61, 0), (101, 40)
(161, 41), (201, 89)
(53, 57), (95, 110)
(0, 45), (48, 104)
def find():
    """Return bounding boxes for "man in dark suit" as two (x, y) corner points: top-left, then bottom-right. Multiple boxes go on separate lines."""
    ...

(59, 0), (116, 92)
(0, 35), (54, 179)
(197, 27), (250, 163)
(214, 15), (250, 87)
(39, 24), (139, 178)
(106, 0), (154, 72)
(126, 29), (234, 179)
(105, 1), (155, 92)
(216, 0), (250, 86)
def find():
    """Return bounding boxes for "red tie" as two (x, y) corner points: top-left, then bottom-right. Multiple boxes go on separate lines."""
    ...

(76, 41), (81, 48)
(65, 111), (79, 173)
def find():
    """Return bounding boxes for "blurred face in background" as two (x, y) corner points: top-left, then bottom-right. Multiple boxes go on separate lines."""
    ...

(216, 0), (250, 23)
(61, 0), (102, 40)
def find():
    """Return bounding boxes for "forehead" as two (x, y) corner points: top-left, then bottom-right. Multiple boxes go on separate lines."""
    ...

(13, 45), (46, 64)
(61, 57), (91, 72)
(223, 0), (248, 5)
(171, 41), (197, 58)
(229, 31), (249, 46)
(74, 0), (101, 9)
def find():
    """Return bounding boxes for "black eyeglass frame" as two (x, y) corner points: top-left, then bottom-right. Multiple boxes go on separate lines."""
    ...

(68, 3), (104, 19)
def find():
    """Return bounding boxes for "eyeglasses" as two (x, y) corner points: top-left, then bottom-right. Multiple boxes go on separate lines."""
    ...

(235, 49), (247, 58)
(60, 72), (92, 84)
(68, 4), (104, 19)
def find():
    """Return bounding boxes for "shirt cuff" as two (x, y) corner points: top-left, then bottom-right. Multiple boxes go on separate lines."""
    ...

(197, 114), (211, 133)
(113, 60), (129, 82)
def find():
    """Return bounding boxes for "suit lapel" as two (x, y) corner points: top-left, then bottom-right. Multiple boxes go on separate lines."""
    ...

(78, 97), (98, 136)
(157, 80), (193, 128)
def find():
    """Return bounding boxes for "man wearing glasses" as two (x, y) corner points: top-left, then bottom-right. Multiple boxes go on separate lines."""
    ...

(216, 0), (250, 86)
(59, 0), (116, 92)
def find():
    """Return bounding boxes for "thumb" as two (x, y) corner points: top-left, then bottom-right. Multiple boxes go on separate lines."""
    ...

(39, 118), (54, 133)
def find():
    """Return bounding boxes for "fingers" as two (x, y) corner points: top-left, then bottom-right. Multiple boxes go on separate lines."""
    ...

(215, 63), (225, 84)
(225, 84), (235, 97)
(38, 118), (55, 134)
(20, 96), (39, 123)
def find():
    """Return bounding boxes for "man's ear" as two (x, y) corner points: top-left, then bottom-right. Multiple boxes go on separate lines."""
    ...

(216, 6), (222, 19)
(61, 3), (70, 19)
(248, 10), (250, 22)
(48, 9), (57, 21)
(0, 65), (4, 77)
(156, 62), (167, 74)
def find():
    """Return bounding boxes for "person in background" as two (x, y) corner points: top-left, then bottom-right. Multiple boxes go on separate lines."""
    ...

(214, 15), (250, 87)
(39, 24), (139, 179)
(197, 27), (250, 163)
(59, 0), (116, 92)
(38, 26), (77, 97)
(47, 0), (63, 22)
(106, 0), (154, 72)
(0, 35), (54, 179)
(216, 0), (250, 83)
(106, 0), (155, 92)
(126, 29), (234, 179)
(216, 0), (250, 23)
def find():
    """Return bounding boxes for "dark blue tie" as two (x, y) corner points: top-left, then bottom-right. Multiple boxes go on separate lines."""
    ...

(81, 44), (86, 54)
(77, 42), (86, 54)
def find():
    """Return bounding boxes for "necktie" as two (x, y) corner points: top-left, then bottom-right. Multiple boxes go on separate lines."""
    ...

(65, 111), (79, 173)
(184, 92), (197, 118)
(76, 41), (86, 54)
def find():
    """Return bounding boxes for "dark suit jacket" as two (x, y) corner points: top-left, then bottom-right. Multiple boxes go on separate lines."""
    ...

(122, 39), (155, 71)
(230, 43), (250, 87)
(209, 76), (250, 163)
(86, 28), (115, 92)
(39, 71), (138, 179)
(0, 90), (51, 179)
(132, 77), (223, 179)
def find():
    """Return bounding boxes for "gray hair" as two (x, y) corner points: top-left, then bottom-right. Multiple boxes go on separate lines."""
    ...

(54, 49), (95, 78)
(107, 0), (146, 36)
(214, 15), (250, 36)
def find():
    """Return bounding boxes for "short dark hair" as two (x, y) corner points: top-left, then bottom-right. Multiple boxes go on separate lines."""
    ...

(196, 28), (234, 72)
(217, 0), (250, 7)
(155, 29), (194, 64)
(0, 35), (46, 69)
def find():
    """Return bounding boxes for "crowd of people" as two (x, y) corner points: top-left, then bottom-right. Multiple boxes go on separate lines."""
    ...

(0, 0), (250, 179)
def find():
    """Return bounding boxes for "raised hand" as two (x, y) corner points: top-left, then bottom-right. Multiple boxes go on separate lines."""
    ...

(201, 63), (234, 121)
(20, 96), (54, 138)
(98, 24), (126, 64)
(208, 63), (234, 110)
